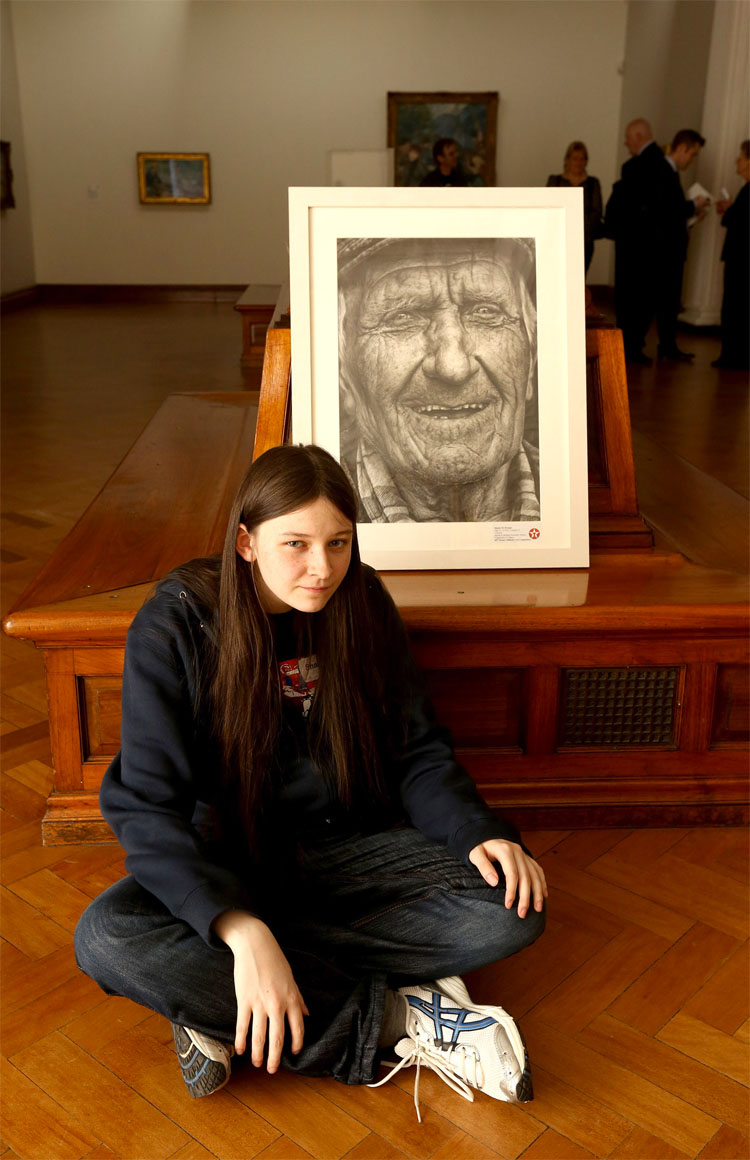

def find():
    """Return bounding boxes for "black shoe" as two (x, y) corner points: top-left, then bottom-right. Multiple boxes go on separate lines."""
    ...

(172, 1023), (233, 1098)
(625, 350), (653, 366)
(658, 346), (694, 362)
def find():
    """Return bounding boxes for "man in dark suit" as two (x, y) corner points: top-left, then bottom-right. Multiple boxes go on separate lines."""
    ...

(606, 120), (709, 365)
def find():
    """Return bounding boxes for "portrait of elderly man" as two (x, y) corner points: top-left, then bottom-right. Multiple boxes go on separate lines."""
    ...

(337, 236), (540, 524)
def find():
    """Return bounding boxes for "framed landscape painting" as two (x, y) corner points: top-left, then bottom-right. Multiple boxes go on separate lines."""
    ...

(387, 92), (498, 187)
(288, 186), (589, 571)
(137, 152), (211, 204)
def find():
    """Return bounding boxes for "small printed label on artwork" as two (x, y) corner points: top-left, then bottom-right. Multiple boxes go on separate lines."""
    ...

(493, 525), (542, 542)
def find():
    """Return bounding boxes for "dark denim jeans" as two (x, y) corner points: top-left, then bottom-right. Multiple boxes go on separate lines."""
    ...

(74, 827), (545, 1085)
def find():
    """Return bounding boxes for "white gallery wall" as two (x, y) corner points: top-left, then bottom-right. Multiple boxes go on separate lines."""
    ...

(5, 0), (629, 289)
(3, 0), (722, 294)
(618, 0), (715, 150)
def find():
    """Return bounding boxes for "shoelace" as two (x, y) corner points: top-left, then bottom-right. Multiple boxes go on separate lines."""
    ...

(369, 1037), (485, 1123)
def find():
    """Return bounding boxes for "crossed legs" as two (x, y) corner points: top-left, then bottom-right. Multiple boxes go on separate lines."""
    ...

(75, 828), (545, 1085)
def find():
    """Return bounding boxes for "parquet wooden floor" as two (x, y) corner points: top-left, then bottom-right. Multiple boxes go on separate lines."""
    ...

(1, 300), (748, 1160)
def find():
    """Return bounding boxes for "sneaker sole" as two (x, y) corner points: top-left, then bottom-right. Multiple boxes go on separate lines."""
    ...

(435, 978), (534, 1102)
(513, 1026), (534, 1102)
(172, 1023), (230, 1098)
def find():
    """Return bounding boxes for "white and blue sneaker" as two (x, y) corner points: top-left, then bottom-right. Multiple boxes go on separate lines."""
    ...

(172, 1023), (233, 1098)
(370, 978), (532, 1121)
(434, 975), (533, 1102)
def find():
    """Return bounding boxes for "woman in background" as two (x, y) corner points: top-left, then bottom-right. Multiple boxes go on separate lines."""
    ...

(547, 140), (603, 272)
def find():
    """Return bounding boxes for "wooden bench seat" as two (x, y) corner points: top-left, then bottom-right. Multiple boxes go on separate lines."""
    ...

(4, 333), (748, 843)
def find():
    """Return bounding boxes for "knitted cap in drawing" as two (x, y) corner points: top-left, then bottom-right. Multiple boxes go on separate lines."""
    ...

(337, 236), (536, 284)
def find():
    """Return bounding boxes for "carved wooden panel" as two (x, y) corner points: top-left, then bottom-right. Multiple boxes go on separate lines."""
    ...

(558, 666), (682, 749)
(79, 676), (123, 760)
(711, 663), (750, 748)
(423, 667), (524, 751)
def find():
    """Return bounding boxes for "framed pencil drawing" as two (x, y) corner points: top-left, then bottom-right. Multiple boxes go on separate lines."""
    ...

(137, 152), (211, 204)
(289, 186), (589, 571)
(387, 92), (498, 187)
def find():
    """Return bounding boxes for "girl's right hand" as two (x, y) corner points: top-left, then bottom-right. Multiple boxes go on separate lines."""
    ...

(212, 909), (308, 1072)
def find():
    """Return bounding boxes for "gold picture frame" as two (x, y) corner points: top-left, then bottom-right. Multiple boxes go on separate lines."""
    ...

(137, 152), (211, 205)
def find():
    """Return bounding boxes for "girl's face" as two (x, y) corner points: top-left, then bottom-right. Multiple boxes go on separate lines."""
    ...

(236, 497), (353, 614)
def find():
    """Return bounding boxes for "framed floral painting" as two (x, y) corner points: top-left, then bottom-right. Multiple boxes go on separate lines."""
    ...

(387, 92), (498, 187)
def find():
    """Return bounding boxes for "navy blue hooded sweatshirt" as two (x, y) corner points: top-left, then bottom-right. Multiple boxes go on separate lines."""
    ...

(100, 564), (521, 946)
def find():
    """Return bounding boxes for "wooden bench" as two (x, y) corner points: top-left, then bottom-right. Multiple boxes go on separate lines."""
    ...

(4, 330), (748, 843)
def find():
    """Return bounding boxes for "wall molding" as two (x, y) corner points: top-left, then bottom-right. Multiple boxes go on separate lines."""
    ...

(0, 285), (40, 312)
(3, 284), (246, 308)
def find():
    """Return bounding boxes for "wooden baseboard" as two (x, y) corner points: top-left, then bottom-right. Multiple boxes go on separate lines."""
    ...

(41, 792), (113, 845)
(40, 784), (750, 846)
(507, 802), (750, 829)
(34, 284), (247, 305)
(1, 285), (40, 312)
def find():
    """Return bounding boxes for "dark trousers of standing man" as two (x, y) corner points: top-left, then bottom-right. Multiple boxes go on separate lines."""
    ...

(653, 248), (686, 355)
(616, 244), (685, 359)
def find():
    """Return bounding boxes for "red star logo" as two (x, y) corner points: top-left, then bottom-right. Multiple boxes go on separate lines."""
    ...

(529, 528), (540, 539)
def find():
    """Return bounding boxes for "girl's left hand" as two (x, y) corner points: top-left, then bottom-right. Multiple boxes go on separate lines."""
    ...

(469, 839), (548, 918)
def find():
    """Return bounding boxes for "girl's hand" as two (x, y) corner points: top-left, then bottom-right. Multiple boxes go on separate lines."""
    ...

(212, 909), (308, 1072)
(469, 839), (548, 919)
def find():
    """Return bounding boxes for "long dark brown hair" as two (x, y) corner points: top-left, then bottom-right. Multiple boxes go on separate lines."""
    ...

(171, 444), (401, 850)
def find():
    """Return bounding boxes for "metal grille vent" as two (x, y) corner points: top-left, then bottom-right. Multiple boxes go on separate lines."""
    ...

(560, 667), (680, 748)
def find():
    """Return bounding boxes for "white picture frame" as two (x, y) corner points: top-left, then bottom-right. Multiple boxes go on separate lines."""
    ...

(289, 186), (589, 570)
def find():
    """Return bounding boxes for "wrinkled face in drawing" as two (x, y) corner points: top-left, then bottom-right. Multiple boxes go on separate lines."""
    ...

(339, 238), (536, 488)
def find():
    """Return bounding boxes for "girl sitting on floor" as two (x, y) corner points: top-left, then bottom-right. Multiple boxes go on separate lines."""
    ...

(75, 443), (546, 1119)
